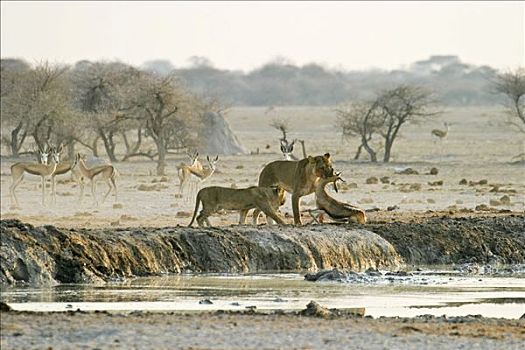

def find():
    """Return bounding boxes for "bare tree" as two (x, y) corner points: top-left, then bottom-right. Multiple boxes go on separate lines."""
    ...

(492, 68), (525, 133)
(337, 85), (439, 163)
(69, 61), (140, 162)
(1, 61), (71, 155)
(1, 59), (32, 155)
(335, 101), (384, 162)
(133, 72), (196, 175)
(376, 85), (440, 162)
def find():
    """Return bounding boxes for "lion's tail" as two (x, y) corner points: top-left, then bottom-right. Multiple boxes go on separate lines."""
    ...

(188, 191), (201, 227)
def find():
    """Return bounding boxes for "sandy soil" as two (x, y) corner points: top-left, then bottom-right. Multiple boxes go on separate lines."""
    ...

(1, 310), (524, 350)
(1, 106), (524, 229)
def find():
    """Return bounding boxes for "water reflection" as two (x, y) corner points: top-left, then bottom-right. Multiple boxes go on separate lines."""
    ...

(2, 269), (524, 319)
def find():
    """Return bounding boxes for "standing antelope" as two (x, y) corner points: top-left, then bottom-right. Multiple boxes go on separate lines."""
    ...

(280, 139), (298, 160)
(73, 153), (117, 205)
(431, 122), (451, 161)
(10, 144), (62, 208)
(177, 151), (203, 198)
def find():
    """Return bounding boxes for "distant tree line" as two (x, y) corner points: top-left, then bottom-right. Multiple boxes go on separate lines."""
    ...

(144, 55), (502, 106)
(1, 59), (222, 175)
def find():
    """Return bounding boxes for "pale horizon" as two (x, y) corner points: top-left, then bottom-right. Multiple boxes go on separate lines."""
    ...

(1, 1), (524, 72)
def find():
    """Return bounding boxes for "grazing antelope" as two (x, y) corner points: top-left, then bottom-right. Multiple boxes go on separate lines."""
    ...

(177, 151), (203, 198)
(73, 153), (117, 205)
(309, 172), (367, 224)
(10, 144), (62, 208)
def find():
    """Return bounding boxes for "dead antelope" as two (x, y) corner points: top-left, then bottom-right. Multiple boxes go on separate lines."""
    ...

(309, 173), (367, 224)
(10, 144), (63, 208)
(73, 153), (117, 205)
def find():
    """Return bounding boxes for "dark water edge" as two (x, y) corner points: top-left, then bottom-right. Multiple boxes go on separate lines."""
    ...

(1, 215), (524, 286)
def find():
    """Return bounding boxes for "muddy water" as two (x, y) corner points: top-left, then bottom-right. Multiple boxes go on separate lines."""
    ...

(2, 268), (524, 319)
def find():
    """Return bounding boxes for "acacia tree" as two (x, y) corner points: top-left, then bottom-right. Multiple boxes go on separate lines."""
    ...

(335, 100), (384, 162)
(1, 61), (71, 154)
(133, 72), (196, 175)
(69, 61), (140, 162)
(1, 59), (32, 155)
(377, 85), (439, 162)
(337, 85), (439, 162)
(493, 68), (525, 133)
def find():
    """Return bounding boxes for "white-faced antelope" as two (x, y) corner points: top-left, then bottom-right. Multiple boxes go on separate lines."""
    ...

(280, 139), (297, 160)
(9, 144), (62, 208)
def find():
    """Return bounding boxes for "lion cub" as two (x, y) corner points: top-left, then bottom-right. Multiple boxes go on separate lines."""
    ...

(188, 185), (286, 227)
(310, 173), (367, 224)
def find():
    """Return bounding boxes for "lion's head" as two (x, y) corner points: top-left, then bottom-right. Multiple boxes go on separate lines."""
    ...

(308, 153), (334, 179)
(272, 185), (286, 206)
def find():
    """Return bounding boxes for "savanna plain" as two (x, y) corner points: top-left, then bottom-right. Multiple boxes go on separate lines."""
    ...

(1, 106), (524, 349)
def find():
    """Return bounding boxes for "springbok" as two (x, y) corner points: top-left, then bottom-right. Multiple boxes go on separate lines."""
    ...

(179, 155), (219, 202)
(73, 153), (117, 205)
(177, 151), (203, 198)
(280, 139), (297, 160)
(309, 172), (367, 224)
(10, 144), (62, 208)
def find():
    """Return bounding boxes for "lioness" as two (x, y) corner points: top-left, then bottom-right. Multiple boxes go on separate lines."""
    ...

(254, 153), (335, 225)
(188, 185), (286, 227)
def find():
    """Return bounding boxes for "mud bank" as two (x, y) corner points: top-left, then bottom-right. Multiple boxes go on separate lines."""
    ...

(368, 215), (525, 265)
(1, 215), (523, 286)
(0, 219), (399, 285)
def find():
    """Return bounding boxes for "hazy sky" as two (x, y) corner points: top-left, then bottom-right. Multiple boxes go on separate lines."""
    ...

(1, 1), (523, 71)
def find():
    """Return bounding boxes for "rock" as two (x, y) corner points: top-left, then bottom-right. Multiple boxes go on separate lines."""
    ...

(365, 267), (382, 276)
(235, 165), (244, 169)
(459, 179), (468, 185)
(176, 211), (192, 218)
(385, 271), (412, 277)
(113, 203), (124, 209)
(137, 184), (168, 191)
(475, 204), (490, 211)
(429, 167), (439, 175)
(273, 297), (287, 303)
(199, 299), (213, 305)
(489, 185), (500, 192)
(300, 301), (331, 318)
(305, 268), (346, 282)
(366, 177), (379, 184)
(387, 205), (399, 211)
(428, 180), (443, 186)
(500, 195), (511, 205)
(0, 301), (11, 312)
(380, 176), (390, 184)
(489, 199), (502, 206)
(427, 199), (436, 204)
(396, 168), (419, 175)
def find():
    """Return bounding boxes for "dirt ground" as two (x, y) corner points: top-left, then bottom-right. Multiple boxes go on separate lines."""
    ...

(1, 310), (524, 350)
(1, 106), (524, 228)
